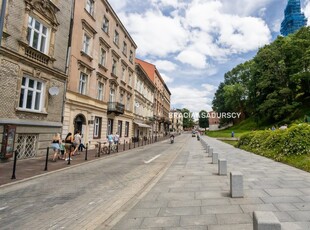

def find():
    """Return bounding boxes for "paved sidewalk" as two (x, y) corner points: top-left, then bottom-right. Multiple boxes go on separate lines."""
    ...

(110, 135), (310, 230)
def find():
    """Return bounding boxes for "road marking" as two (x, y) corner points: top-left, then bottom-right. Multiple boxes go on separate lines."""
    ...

(144, 154), (161, 164)
(0, 206), (8, 211)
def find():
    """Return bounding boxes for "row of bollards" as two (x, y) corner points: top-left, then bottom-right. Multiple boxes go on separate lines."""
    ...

(11, 145), (89, 180)
(200, 138), (281, 230)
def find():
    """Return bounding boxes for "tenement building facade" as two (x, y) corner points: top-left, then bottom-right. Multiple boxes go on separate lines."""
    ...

(0, 0), (71, 159)
(133, 62), (155, 141)
(135, 59), (171, 137)
(63, 0), (137, 147)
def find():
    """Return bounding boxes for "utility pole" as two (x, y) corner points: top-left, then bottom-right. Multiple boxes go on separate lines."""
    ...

(0, 0), (7, 46)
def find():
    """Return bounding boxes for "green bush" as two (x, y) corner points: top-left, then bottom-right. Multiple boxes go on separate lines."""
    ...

(238, 124), (310, 159)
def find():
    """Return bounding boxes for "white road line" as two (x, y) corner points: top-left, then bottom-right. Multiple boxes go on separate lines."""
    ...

(144, 154), (161, 164)
(0, 206), (8, 211)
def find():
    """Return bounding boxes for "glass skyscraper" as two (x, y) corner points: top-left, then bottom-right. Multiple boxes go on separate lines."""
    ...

(280, 0), (307, 36)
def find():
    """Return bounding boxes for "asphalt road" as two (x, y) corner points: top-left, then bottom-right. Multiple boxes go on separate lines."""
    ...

(0, 134), (188, 230)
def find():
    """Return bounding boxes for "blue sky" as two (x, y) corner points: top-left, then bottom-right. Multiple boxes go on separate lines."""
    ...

(110, 0), (310, 113)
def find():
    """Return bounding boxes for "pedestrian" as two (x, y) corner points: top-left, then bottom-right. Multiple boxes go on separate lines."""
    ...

(107, 133), (113, 144)
(73, 130), (82, 155)
(59, 141), (65, 160)
(114, 132), (119, 145)
(78, 134), (86, 152)
(64, 132), (74, 161)
(51, 133), (61, 161)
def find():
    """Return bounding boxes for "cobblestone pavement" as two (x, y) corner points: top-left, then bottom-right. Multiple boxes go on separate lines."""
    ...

(0, 135), (187, 230)
(108, 135), (310, 230)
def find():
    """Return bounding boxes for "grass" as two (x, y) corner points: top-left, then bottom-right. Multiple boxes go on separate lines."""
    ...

(206, 118), (259, 138)
(281, 154), (310, 172)
(206, 117), (310, 172)
(221, 140), (238, 146)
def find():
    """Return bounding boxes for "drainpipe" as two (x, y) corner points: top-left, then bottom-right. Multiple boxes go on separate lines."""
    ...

(0, 0), (7, 46)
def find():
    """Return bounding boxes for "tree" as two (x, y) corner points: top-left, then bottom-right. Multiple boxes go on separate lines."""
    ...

(181, 108), (194, 129)
(198, 110), (209, 131)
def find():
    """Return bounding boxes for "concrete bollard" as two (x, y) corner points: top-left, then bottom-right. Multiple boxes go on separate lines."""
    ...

(208, 148), (213, 157)
(218, 158), (227, 175)
(253, 211), (281, 230)
(230, 171), (243, 198)
(212, 152), (218, 164)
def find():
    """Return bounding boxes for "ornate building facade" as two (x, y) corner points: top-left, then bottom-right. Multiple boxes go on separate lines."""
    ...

(135, 58), (171, 137)
(133, 63), (155, 141)
(63, 0), (137, 147)
(0, 0), (71, 159)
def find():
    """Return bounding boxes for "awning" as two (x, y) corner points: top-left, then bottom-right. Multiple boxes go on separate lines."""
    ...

(134, 122), (151, 128)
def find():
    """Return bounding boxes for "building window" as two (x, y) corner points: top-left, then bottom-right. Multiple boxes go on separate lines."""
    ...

(82, 33), (91, 55)
(27, 16), (48, 54)
(97, 82), (104, 100)
(108, 119), (113, 135)
(126, 95), (131, 111)
(79, 72), (88, 95)
(125, 121), (129, 137)
(122, 41), (127, 56)
(120, 93), (124, 104)
(102, 16), (109, 34)
(99, 48), (106, 66)
(113, 30), (119, 46)
(118, 120), (123, 137)
(121, 66), (126, 81)
(112, 59), (117, 75)
(94, 117), (102, 138)
(129, 50), (133, 63)
(19, 75), (44, 111)
(109, 88), (115, 102)
(86, 0), (94, 15)
(128, 72), (132, 86)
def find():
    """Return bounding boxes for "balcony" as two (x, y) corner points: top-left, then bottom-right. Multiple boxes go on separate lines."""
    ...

(107, 102), (124, 115)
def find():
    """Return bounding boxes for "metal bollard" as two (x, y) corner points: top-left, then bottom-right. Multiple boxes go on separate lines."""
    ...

(129, 141), (131, 149)
(98, 142), (101, 157)
(11, 150), (18, 179)
(44, 147), (49, 171)
(123, 140), (125, 151)
(134, 141), (135, 148)
(85, 144), (88, 161)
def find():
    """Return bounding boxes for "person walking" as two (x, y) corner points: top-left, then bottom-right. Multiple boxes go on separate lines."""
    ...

(64, 132), (74, 161)
(73, 130), (82, 155)
(78, 134), (86, 152)
(114, 132), (119, 145)
(51, 133), (61, 161)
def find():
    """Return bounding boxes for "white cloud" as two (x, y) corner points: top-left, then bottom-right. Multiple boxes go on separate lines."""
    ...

(170, 85), (216, 113)
(161, 73), (174, 83)
(122, 10), (188, 57)
(304, 1), (310, 26)
(221, 0), (274, 16)
(176, 50), (207, 69)
(150, 60), (177, 72)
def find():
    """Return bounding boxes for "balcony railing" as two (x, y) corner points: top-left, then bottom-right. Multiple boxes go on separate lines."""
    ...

(107, 102), (125, 115)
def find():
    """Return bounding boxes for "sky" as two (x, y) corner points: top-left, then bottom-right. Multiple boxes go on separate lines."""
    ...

(109, 0), (310, 113)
